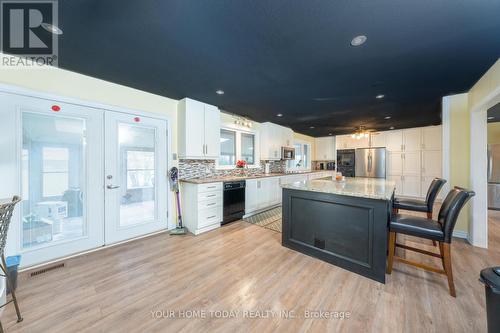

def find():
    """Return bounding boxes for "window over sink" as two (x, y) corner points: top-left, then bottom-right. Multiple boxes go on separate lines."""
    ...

(218, 128), (257, 169)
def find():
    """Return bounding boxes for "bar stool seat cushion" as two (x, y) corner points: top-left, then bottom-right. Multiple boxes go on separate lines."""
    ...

(393, 198), (428, 212)
(390, 214), (444, 241)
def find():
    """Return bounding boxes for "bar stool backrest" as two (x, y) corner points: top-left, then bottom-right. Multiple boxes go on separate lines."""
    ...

(438, 187), (475, 243)
(425, 178), (447, 211)
(0, 196), (21, 256)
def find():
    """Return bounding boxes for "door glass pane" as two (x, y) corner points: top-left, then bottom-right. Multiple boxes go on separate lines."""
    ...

(241, 133), (255, 164)
(219, 129), (236, 166)
(22, 113), (86, 248)
(119, 124), (156, 227)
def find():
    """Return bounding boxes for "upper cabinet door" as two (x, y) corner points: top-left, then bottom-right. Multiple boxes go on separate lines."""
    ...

(422, 126), (442, 151)
(402, 151), (421, 175)
(403, 128), (422, 151)
(315, 137), (334, 160)
(386, 130), (403, 151)
(203, 104), (221, 158)
(179, 98), (205, 158)
(370, 132), (387, 148)
(422, 150), (442, 176)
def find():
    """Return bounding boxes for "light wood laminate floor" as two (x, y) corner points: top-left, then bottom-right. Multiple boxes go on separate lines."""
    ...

(2, 210), (499, 332)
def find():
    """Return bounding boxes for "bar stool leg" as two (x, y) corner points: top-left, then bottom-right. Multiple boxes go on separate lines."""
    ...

(1, 255), (23, 322)
(441, 243), (456, 297)
(426, 212), (438, 246)
(387, 231), (396, 274)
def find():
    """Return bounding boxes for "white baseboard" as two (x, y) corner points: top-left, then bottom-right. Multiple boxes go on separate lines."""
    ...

(453, 230), (468, 239)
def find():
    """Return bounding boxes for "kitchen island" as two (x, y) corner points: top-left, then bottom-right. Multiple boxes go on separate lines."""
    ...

(281, 177), (395, 283)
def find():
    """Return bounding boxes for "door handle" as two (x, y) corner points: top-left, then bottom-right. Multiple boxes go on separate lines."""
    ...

(107, 184), (120, 189)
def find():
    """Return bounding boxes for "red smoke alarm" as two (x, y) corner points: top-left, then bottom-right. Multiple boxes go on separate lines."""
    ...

(134, 117), (140, 122)
(51, 105), (61, 112)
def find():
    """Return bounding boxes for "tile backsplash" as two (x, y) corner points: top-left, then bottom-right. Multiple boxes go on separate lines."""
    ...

(179, 159), (287, 179)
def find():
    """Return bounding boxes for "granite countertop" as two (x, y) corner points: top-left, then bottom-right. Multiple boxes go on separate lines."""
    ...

(180, 170), (333, 184)
(281, 177), (396, 200)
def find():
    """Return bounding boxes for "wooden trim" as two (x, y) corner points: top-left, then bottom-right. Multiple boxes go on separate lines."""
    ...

(386, 231), (396, 274)
(395, 243), (442, 258)
(394, 257), (446, 275)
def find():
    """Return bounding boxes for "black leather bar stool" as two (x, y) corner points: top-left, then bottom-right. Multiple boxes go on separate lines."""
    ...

(387, 187), (475, 297)
(393, 178), (446, 219)
(393, 178), (446, 246)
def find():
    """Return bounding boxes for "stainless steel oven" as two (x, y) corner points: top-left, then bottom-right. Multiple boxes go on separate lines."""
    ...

(281, 147), (295, 160)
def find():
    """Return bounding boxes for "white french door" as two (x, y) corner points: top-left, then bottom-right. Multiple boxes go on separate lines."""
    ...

(104, 112), (168, 244)
(0, 92), (169, 267)
(0, 93), (105, 267)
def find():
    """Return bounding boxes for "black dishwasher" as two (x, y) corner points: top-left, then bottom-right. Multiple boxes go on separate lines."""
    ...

(223, 181), (246, 225)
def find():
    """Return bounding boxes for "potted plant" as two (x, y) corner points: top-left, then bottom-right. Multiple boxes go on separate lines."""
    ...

(236, 160), (247, 174)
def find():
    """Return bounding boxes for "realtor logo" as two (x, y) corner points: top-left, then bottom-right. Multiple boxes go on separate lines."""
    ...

(1, 0), (59, 67)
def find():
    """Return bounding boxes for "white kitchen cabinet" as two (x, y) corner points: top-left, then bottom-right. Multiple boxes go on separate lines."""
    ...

(245, 177), (281, 215)
(388, 175), (403, 195)
(402, 151), (421, 175)
(369, 131), (387, 148)
(260, 122), (293, 160)
(387, 152), (403, 176)
(181, 182), (223, 235)
(352, 136), (369, 149)
(401, 175), (421, 197)
(386, 130), (403, 151)
(315, 137), (335, 160)
(335, 135), (348, 150)
(422, 126), (442, 150)
(422, 150), (441, 176)
(335, 134), (369, 150)
(403, 128), (422, 152)
(178, 98), (221, 159)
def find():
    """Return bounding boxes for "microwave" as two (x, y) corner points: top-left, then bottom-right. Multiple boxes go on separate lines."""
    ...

(281, 147), (295, 160)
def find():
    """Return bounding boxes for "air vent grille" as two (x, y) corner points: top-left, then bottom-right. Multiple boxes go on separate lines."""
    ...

(30, 263), (65, 277)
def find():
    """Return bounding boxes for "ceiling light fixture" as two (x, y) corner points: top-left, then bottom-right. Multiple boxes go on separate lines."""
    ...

(351, 126), (370, 139)
(488, 116), (495, 120)
(41, 23), (63, 35)
(329, 133), (332, 136)
(384, 116), (391, 120)
(234, 116), (252, 128)
(309, 126), (315, 129)
(216, 90), (224, 95)
(350, 35), (367, 47)
(376, 94), (385, 99)
(276, 113), (283, 117)
(390, 126), (395, 130)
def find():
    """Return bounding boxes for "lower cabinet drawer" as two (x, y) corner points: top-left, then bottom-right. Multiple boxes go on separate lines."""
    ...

(198, 206), (222, 228)
(198, 198), (221, 210)
(198, 182), (222, 193)
(198, 191), (222, 201)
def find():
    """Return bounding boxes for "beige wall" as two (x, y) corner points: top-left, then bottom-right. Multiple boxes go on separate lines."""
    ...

(446, 58), (500, 234)
(488, 122), (500, 144)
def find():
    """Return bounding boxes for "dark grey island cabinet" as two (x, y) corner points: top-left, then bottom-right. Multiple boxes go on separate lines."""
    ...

(281, 178), (395, 283)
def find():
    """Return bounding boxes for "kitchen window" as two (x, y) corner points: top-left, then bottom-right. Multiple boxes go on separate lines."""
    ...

(220, 129), (237, 166)
(287, 142), (311, 170)
(218, 129), (257, 168)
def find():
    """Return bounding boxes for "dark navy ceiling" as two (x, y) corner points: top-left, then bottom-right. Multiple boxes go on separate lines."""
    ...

(488, 103), (500, 123)
(56, 0), (500, 136)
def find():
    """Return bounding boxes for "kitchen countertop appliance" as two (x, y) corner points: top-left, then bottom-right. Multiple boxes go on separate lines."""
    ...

(223, 180), (246, 225)
(488, 144), (500, 210)
(355, 148), (386, 179)
(336, 149), (355, 177)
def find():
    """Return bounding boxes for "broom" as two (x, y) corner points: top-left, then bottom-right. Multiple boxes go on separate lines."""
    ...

(169, 167), (187, 235)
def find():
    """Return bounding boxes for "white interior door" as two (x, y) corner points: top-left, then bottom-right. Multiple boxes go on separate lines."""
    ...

(0, 93), (104, 267)
(104, 112), (168, 244)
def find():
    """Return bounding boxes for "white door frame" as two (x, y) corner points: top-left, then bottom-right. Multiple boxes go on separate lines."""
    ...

(469, 85), (500, 248)
(0, 83), (175, 266)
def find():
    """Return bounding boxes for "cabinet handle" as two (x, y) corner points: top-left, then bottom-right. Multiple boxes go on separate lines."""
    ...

(401, 144), (404, 151)
(207, 186), (216, 189)
(206, 194), (216, 197)
(207, 203), (216, 206)
(207, 215), (216, 219)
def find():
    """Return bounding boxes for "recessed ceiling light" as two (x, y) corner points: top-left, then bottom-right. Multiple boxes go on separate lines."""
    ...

(488, 116), (495, 120)
(41, 23), (63, 35)
(350, 35), (367, 47)
(376, 94), (385, 99)
(215, 90), (224, 95)
(328, 133), (332, 136)
(390, 126), (395, 130)
(384, 116), (391, 120)
(276, 113), (283, 117)
(309, 126), (315, 129)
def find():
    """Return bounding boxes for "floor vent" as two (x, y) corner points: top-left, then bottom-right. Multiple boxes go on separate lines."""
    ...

(30, 263), (65, 277)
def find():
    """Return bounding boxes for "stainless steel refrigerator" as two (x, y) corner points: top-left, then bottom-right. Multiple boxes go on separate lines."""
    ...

(488, 144), (500, 210)
(355, 148), (386, 178)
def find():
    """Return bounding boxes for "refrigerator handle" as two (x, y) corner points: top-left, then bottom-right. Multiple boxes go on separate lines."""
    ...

(367, 153), (372, 173)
